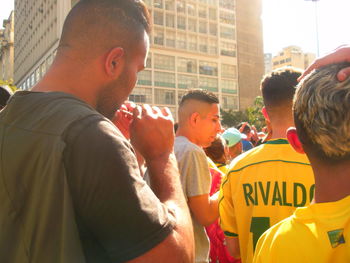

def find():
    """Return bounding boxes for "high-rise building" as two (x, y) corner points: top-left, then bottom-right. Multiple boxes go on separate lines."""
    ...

(14, 0), (263, 116)
(272, 46), (316, 71)
(0, 11), (15, 82)
(264, 53), (272, 74)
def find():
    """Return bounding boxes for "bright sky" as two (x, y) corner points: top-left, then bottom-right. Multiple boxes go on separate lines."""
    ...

(1, 0), (350, 57)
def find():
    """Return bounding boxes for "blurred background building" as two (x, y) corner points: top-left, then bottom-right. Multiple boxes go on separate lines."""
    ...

(13, 0), (264, 117)
(0, 11), (14, 83)
(271, 45), (315, 70)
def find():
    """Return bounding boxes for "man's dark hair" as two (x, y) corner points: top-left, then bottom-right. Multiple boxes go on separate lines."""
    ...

(59, 0), (151, 55)
(204, 136), (226, 163)
(0, 86), (13, 108)
(179, 89), (219, 106)
(261, 67), (302, 109)
(237, 122), (251, 134)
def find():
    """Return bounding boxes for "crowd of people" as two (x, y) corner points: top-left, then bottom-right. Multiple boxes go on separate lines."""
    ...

(0, 0), (349, 262)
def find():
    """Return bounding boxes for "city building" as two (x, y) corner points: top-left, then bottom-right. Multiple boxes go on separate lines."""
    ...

(14, 0), (263, 117)
(272, 45), (316, 70)
(264, 53), (272, 74)
(0, 11), (15, 83)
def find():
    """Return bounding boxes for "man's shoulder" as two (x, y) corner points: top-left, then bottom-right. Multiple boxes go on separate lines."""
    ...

(228, 140), (310, 173)
(174, 136), (204, 155)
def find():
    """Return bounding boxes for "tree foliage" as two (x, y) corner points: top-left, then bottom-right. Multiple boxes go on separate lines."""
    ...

(221, 96), (265, 131)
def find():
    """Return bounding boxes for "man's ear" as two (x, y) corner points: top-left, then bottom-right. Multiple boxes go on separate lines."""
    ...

(189, 112), (200, 127)
(287, 127), (305, 154)
(104, 47), (125, 77)
(261, 106), (270, 122)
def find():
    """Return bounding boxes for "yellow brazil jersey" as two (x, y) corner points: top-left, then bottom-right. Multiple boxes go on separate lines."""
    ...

(254, 195), (350, 263)
(219, 138), (315, 263)
(215, 162), (228, 175)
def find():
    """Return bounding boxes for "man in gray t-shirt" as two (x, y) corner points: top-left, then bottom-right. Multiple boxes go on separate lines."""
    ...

(175, 89), (222, 263)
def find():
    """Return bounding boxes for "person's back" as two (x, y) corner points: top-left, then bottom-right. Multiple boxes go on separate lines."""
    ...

(0, 92), (100, 262)
(219, 67), (315, 263)
(254, 62), (350, 263)
(0, 1), (194, 262)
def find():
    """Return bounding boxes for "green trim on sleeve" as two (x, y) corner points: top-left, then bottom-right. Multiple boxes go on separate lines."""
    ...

(224, 231), (238, 237)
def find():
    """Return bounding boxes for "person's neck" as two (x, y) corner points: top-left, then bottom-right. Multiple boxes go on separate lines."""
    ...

(269, 121), (293, 140)
(32, 60), (99, 109)
(176, 127), (201, 147)
(311, 160), (350, 203)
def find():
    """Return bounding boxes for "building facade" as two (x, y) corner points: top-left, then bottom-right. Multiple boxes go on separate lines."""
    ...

(272, 46), (316, 71)
(264, 53), (272, 74)
(14, 0), (263, 116)
(0, 11), (15, 82)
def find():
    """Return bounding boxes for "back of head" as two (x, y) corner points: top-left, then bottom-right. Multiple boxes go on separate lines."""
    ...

(294, 62), (350, 163)
(261, 67), (302, 121)
(178, 89), (219, 124)
(204, 136), (226, 163)
(59, 0), (151, 59)
(0, 86), (13, 108)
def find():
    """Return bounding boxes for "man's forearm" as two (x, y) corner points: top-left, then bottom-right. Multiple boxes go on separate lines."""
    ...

(146, 152), (195, 263)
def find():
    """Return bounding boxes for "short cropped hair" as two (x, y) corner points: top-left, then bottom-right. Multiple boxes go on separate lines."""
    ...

(261, 67), (302, 109)
(294, 62), (350, 161)
(60, 0), (151, 53)
(179, 89), (219, 106)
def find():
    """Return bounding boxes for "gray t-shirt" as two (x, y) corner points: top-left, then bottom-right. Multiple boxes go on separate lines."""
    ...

(174, 136), (211, 263)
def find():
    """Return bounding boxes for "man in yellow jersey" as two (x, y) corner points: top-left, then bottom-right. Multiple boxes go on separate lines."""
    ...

(253, 62), (350, 263)
(219, 67), (315, 263)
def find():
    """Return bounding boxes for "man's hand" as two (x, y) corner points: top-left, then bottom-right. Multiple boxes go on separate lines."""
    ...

(299, 45), (350, 82)
(112, 101), (136, 139)
(130, 104), (175, 162)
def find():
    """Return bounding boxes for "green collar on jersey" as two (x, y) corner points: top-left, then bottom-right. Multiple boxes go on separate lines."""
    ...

(265, 138), (289, 145)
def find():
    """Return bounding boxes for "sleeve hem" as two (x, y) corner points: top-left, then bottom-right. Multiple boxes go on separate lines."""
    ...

(224, 231), (238, 237)
(109, 218), (175, 262)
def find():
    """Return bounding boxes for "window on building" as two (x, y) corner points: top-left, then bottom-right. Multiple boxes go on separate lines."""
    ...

(199, 77), (218, 92)
(198, 6), (207, 18)
(40, 62), (46, 76)
(178, 74), (198, 89)
(188, 34), (197, 51)
(177, 16), (186, 30)
(155, 89), (175, 105)
(219, 0), (234, 10)
(273, 61), (279, 66)
(280, 59), (285, 64)
(154, 11), (164, 25)
(177, 0), (185, 13)
(154, 0), (163, 9)
(199, 21), (207, 34)
(137, 70), (152, 86)
(208, 38), (217, 55)
(221, 79), (237, 94)
(154, 72), (176, 88)
(220, 41), (236, 57)
(154, 54), (175, 71)
(221, 64), (237, 78)
(178, 57), (197, 73)
(154, 29), (164, 45)
(199, 61), (218, 76)
(286, 58), (291, 62)
(209, 23), (217, 36)
(209, 8), (217, 20)
(129, 87), (152, 103)
(177, 33), (186, 49)
(188, 18), (197, 32)
(35, 68), (40, 83)
(166, 30), (176, 47)
(222, 95), (238, 110)
(165, 0), (175, 10)
(187, 3), (196, 16)
(220, 26), (235, 40)
(220, 11), (235, 25)
(199, 37), (208, 53)
(146, 53), (152, 68)
(166, 13), (175, 28)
